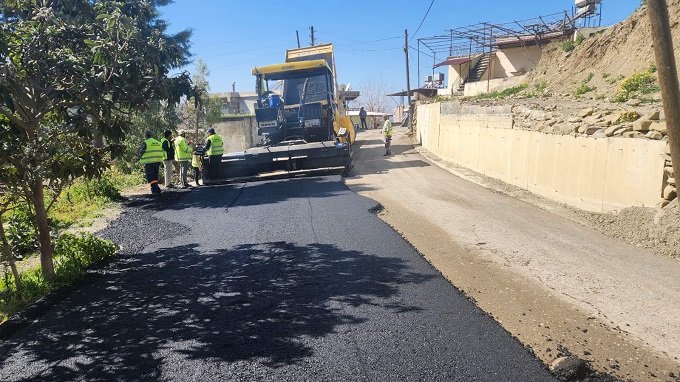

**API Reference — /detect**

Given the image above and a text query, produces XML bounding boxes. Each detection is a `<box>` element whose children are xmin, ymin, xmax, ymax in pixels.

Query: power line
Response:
<box><xmin>412</xmin><ymin>0</ymin><xmax>436</xmax><ymax>39</ymax></box>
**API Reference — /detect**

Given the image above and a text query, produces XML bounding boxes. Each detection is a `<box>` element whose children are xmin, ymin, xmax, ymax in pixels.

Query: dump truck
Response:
<box><xmin>205</xmin><ymin>43</ymin><xmax>355</xmax><ymax>181</ymax></box>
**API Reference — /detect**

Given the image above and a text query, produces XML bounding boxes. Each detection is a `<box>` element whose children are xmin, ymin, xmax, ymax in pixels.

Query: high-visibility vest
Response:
<box><xmin>206</xmin><ymin>134</ymin><xmax>224</xmax><ymax>156</ymax></box>
<box><xmin>160</xmin><ymin>137</ymin><xmax>170</xmax><ymax>160</ymax></box>
<box><xmin>192</xmin><ymin>153</ymin><xmax>202</xmax><ymax>168</ymax></box>
<box><xmin>174</xmin><ymin>136</ymin><xmax>192</xmax><ymax>161</ymax></box>
<box><xmin>382</xmin><ymin>120</ymin><xmax>393</xmax><ymax>137</ymax></box>
<box><xmin>140</xmin><ymin>138</ymin><xmax>163</xmax><ymax>164</ymax></box>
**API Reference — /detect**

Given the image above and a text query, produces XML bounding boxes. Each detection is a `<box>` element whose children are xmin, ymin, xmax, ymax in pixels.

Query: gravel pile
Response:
<box><xmin>97</xmin><ymin>193</ymin><xmax>189</xmax><ymax>256</ymax></box>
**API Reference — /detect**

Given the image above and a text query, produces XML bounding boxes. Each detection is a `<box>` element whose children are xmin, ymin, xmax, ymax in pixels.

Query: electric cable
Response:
<box><xmin>412</xmin><ymin>0</ymin><xmax>436</xmax><ymax>39</ymax></box>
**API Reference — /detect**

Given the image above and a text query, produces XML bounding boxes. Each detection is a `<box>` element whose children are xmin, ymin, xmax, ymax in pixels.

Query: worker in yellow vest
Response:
<box><xmin>138</xmin><ymin>130</ymin><xmax>163</xmax><ymax>194</ymax></box>
<box><xmin>382</xmin><ymin>115</ymin><xmax>393</xmax><ymax>156</ymax></box>
<box><xmin>174</xmin><ymin>130</ymin><xmax>193</xmax><ymax>188</ymax></box>
<box><xmin>203</xmin><ymin>127</ymin><xmax>224</xmax><ymax>180</ymax></box>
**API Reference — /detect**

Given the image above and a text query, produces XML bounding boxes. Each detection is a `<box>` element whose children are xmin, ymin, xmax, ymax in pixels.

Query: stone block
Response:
<box><xmin>645</xmin><ymin>131</ymin><xmax>663</xmax><ymax>140</ymax></box>
<box><xmin>632</xmin><ymin>120</ymin><xmax>652</xmax><ymax>131</ymax></box>
<box><xmin>584</xmin><ymin>115</ymin><xmax>600</xmax><ymax>125</ymax></box>
<box><xmin>585</xmin><ymin>127</ymin><xmax>601</xmax><ymax>135</ymax></box>
<box><xmin>622</xmin><ymin>131</ymin><xmax>644</xmax><ymax>138</ymax></box>
<box><xmin>578</xmin><ymin>108</ymin><xmax>594</xmax><ymax>118</ymax></box>
<box><xmin>626</xmin><ymin>99</ymin><xmax>641</xmax><ymax>106</ymax></box>
<box><xmin>649</xmin><ymin>121</ymin><xmax>667</xmax><ymax>133</ymax></box>
<box><xmin>604</xmin><ymin>125</ymin><xmax>619</xmax><ymax>137</ymax></box>
<box><xmin>568</xmin><ymin>117</ymin><xmax>583</xmax><ymax>123</ymax></box>
<box><xmin>663</xmin><ymin>185</ymin><xmax>677</xmax><ymax>201</ymax></box>
<box><xmin>613</xmin><ymin>126</ymin><xmax>633</xmax><ymax>136</ymax></box>
<box><xmin>590</xmin><ymin>129</ymin><xmax>606</xmax><ymax>138</ymax></box>
<box><xmin>664</xmin><ymin>166</ymin><xmax>674</xmax><ymax>178</ymax></box>
<box><xmin>577</xmin><ymin>125</ymin><xmax>588</xmax><ymax>134</ymax></box>
<box><xmin>644</xmin><ymin>110</ymin><xmax>660</xmax><ymax>121</ymax></box>
<box><xmin>666</xmin><ymin>142</ymin><xmax>672</xmax><ymax>155</ymax></box>
<box><xmin>668</xmin><ymin>177</ymin><xmax>676</xmax><ymax>186</ymax></box>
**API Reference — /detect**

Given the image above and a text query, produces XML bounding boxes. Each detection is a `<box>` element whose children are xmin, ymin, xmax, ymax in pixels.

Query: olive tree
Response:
<box><xmin>0</xmin><ymin>0</ymin><xmax>192</xmax><ymax>278</ymax></box>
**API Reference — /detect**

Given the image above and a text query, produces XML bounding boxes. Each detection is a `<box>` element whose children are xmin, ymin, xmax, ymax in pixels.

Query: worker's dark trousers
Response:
<box><xmin>207</xmin><ymin>155</ymin><xmax>222</xmax><ymax>179</ymax></box>
<box><xmin>360</xmin><ymin>118</ymin><xmax>367</xmax><ymax>130</ymax></box>
<box><xmin>144</xmin><ymin>162</ymin><xmax>162</xmax><ymax>194</ymax></box>
<box><xmin>384</xmin><ymin>136</ymin><xmax>392</xmax><ymax>155</ymax></box>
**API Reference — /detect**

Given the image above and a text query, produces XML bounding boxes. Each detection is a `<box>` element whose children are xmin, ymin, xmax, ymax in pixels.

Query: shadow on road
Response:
<box><xmin>0</xmin><ymin>241</ymin><xmax>432</xmax><ymax>380</ymax></box>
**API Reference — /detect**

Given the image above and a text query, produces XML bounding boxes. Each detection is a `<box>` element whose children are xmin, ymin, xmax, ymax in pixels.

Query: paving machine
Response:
<box><xmin>207</xmin><ymin>44</ymin><xmax>355</xmax><ymax>181</ymax></box>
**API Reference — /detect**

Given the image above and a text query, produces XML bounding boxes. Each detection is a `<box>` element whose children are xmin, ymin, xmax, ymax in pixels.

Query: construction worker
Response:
<box><xmin>138</xmin><ymin>131</ymin><xmax>163</xmax><ymax>195</ymax></box>
<box><xmin>203</xmin><ymin>127</ymin><xmax>224</xmax><ymax>180</ymax></box>
<box><xmin>192</xmin><ymin>148</ymin><xmax>203</xmax><ymax>186</ymax></box>
<box><xmin>382</xmin><ymin>115</ymin><xmax>393</xmax><ymax>156</ymax></box>
<box><xmin>174</xmin><ymin>130</ymin><xmax>193</xmax><ymax>188</ymax></box>
<box><xmin>160</xmin><ymin>130</ymin><xmax>175</xmax><ymax>188</ymax></box>
<box><xmin>359</xmin><ymin>107</ymin><xmax>368</xmax><ymax>130</ymax></box>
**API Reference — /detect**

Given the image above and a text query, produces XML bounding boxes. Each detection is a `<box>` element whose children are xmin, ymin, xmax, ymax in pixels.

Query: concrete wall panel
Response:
<box><xmin>416</xmin><ymin>102</ymin><xmax>665</xmax><ymax>212</ymax></box>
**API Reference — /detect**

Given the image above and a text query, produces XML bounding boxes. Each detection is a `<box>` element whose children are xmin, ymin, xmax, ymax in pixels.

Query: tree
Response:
<box><xmin>177</xmin><ymin>59</ymin><xmax>223</xmax><ymax>145</ymax></box>
<box><xmin>0</xmin><ymin>0</ymin><xmax>192</xmax><ymax>278</ymax></box>
<box><xmin>356</xmin><ymin>79</ymin><xmax>392</xmax><ymax>114</ymax></box>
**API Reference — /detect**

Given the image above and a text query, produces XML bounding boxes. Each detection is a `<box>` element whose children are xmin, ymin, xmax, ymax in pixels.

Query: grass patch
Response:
<box><xmin>525</xmin><ymin>82</ymin><xmax>548</xmax><ymax>98</ymax></box>
<box><xmin>474</xmin><ymin>83</ymin><xmax>528</xmax><ymax>99</ymax></box>
<box><xmin>574</xmin><ymin>73</ymin><xmax>596</xmax><ymax>96</ymax></box>
<box><xmin>1</xmin><ymin>233</ymin><xmax>118</xmax><ymax>321</ymax></box>
<box><xmin>51</xmin><ymin>169</ymin><xmax>143</xmax><ymax>226</ymax></box>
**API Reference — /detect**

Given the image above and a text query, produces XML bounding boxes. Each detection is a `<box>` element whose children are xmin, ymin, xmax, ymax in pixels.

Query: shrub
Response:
<box><xmin>561</xmin><ymin>39</ymin><xmax>575</xmax><ymax>52</ymax></box>
<box><xmin>5</xmin><ymin>208</ymin><xmax>38</xmax><ymax>258</ymax></box>
<box><xmin>575</xmin><ymin>73</ymin><xmax>596</xmax><ymax>95</ymax></box>
<box><xmin>613</xmin><ymin>67</ymin><xmax>659</xmax><ymax>102</ymax></box>
<box><xmin>0</xmin><ymin>233</ymin><xmax>118</xmax><ymax>321</ymax></box>
<box><xmin>575</xmin><ymin>33</ymin><xmax>585</xmax><ymax>46</ymax></box>
<box><xmin>475</xmin><ymin>83</ymin><xmax>528</xmax><ymax>99</ymax></box>
<box><xmin>615</xmin><ymin>111</ymin><xmax>641</xmax><ymax>124</ymax></box>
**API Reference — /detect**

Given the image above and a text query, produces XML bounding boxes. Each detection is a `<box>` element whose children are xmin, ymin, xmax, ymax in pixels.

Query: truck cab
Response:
<box><xmin>252</xmin><ymin>59</ymin><xmax>338</xmax><ymax>146</ymax></box>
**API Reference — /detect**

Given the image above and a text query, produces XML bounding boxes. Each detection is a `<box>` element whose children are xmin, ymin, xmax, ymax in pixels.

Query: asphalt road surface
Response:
<box><xmin>0</xmin><ymin>176</ymin><xmax>555</xmax><ymax>381</ymax></box>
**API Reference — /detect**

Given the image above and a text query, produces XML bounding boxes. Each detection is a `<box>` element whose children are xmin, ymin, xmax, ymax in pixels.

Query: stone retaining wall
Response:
<box><xmin>416</xmin><ymin>101</ymin><xmax>670</xmax><ymax>212</ymax></box>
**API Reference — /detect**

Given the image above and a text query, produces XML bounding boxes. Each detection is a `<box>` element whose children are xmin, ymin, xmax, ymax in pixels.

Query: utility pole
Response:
<box><xmin>296</xmin><ymin>30</ymin><xmax>301</xmax><ymax>48</ymax></box>
<box><xmin>404</xmin><ymin>29</ymin><xmax>412</xmax><ymax>130</ymax></box>
<box><xmin>648</xmin><ymin>0</ymin><xmax>680</xmax><ymax>195</ymax></box>
<box><xmin>310</xmin><ymin>26</ymin><xmax>315</xmax><ymax>46</ymax></box>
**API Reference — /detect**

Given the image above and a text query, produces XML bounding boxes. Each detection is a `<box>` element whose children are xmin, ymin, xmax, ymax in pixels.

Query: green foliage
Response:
<box><xmin>613</xmin><ymin>67</ymin><xmax>659</xmax><ymax>102</ymax></box>
<box><xmin>574</xmin><ymin>33</ymin><xmax>585</xmax><ymax>46</ymax></box>
<box><xmin>119</xmin><ymin>100</ymin><xmax>180</xmax><ymax>174</ymax></box>
<box><xmin>51</xmin><ymin>169</ymin><xmax>143</xmax><ymax>226</ymax></box>
<box><xmin>603</xmin><ymin>73</ymin><xmax>624</xmax><ymax>85</ymax></box>
<box><xmin>5</xmin><ymin>207</ymin><xmax>38</xmax><ymax>258</ymax></box>
<box><xmin>1</xmin><ymin>233</ymin><xmax>118</xmax><ymax>321</ymax></box>
<box><xmin>561</xmin><ymin>39</ymin><xmax>575</xmax><ymax>52</ymax></box>
<box><xmin>615</xmin><ymin>111</ymin><xmax>641</xmax><ymax>124</ymax></box>
<box><xmin>474</xmin><ymin>83</ymin><xmax>529</xmax><ymax>99</ymax></box>
<box><xmin>575</xmin><ymin>73</ymin><xmax>596</xmax><ymax>95</ymax></box>
<box><xmin>524</xmin><ymin>82</ymin><xmax>548</xmax><ymax>98</ymax></box>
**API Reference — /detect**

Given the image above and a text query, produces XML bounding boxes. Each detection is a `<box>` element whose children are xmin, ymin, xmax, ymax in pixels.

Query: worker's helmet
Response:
<box><xmin>208</xmin><ymin>128</ymin><xmax>216</xmax><ymax>134</ymax></box>
<box><xmin>145</xmin><ymin>130</ymin><xmax>153</xmax><ymax>138</ymax></box>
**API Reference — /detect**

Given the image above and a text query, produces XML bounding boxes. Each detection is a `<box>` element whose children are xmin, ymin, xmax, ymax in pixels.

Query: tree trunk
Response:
<box><xmin>0</xmin><ymin>220</ymin><xmax>21</xmax><ymax>291</ymax></box>
<box><xmin>30</xmin><ymin>180</ymin><xmax>55</xmax><ymax>278</ymax></box>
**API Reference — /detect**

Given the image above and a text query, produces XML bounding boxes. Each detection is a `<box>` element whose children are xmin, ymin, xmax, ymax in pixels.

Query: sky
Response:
<box><xmin>159</xmin><ymin>0</ymin><xmax>641</xmax><ymax>97</ymax></box>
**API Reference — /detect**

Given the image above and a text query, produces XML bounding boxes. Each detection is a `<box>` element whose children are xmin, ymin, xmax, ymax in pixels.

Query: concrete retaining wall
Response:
<box><xmin>417</xmin><ymin>102</ymin><xmax>667</xmax><ymax>212</ymax></box>
<box><xmin>213</xmin><ymin>116</ymin><xmax>259</xmax><ymax>153</ymax></box>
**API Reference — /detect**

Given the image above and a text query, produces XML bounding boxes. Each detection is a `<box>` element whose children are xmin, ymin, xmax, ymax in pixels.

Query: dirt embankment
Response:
<box><xmin>528</xmin><ymin>2</ymin><xmax>680</xmax><ymax>96</ymax></box>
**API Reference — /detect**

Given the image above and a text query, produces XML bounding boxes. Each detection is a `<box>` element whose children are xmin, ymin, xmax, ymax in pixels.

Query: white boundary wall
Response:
<box><xmin>417</xmin><ymin>102</ymin><xmax>666</xmax><ymax>212</ymax></box>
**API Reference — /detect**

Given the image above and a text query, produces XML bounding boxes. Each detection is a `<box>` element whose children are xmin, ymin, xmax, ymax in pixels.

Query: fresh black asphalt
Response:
<box><xmin>0</xmin><ymin>175</ymin><xmax>555</xmax><ymax>381</ymax></box>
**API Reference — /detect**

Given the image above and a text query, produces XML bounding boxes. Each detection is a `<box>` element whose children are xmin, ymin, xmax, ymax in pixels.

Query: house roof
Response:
<box><xmin>433</xmin><ymin>56</ymin><xmax>475</xmax><ymax>68</ymax></box>
<box><xmin>386</xmin><ymin>88</ymin><xmax>438</xmax><ymax>97</ymax></box>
